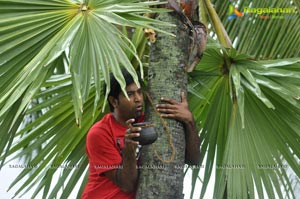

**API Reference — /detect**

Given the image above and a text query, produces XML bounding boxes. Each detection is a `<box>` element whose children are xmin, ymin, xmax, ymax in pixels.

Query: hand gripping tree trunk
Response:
<box><xmin>136</xmin><ymin>7</ymin><xmax>192</xmax><ymax>199</ymax></box>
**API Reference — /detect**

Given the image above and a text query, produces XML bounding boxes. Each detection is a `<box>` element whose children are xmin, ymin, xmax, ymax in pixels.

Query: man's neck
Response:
<box><xmin>112</xmin><ymin>112</ymin><xmax>126</xmax><ymax>126</ymax></box>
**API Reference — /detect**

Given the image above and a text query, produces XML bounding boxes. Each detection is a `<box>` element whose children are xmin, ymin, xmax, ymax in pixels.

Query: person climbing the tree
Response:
<box><xmin>82</xmin><ymin>69</ymin><xmax>200</xmax><ymax>199</ymax></box>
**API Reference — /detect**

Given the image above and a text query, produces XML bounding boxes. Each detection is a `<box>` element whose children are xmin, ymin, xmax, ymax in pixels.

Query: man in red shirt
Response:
<box><xmin>82</xmin><ymin>70</ymin><xmax>200</xmax><ymax>198</ymax></box>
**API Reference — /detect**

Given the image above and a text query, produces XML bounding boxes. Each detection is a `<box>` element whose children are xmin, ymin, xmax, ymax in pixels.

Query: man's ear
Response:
<box><xmin>108</xmin><ymin>96</ymin><xmax>118</xmax><ymax>109</ymax></box>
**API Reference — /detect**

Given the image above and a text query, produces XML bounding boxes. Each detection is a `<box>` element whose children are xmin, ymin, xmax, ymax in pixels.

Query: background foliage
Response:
<box><xmin>0</xmin><ymin>0</ymin><xmax>299</xmax><ymax>198</ymax></box>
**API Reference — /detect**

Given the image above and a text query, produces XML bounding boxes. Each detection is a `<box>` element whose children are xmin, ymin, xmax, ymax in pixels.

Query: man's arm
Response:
<box><xmin>156</xmin><ymin>92</ymin><xmax>200</xmax><ymax>165</ymax></box>
<box><xmin>182</xmin><ymin>114</ymin><xmax>200</xmax><ymax>165</ymax></box>
<box><xmin>104</xmin><ymin>119</ymin><xmax>141</xmax><ymax>192</ymax></box>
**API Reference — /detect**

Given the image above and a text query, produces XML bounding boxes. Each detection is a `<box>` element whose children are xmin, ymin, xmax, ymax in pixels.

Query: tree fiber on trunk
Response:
<box><xmin>136</xmin><ymin>11</ymin><xmax>190</xmax><ymax>199</ymax></box>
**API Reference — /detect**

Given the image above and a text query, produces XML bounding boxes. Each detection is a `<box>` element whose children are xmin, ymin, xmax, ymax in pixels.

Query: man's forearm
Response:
<box><xmin>184</xmin><ymin>118</ymin><xmax>200</xmax><ymax>165</ymax></box>
<box><xmin>154</xmin><ymin>92</ymin><xmax>201</xmax><ymax>165</ymax></box>
<box><xmin>113</xmin><ymin>121</ymin><xmax>140</xmax><ymax>193</ymax></box>
<box><xmin>104</xmin><ymin>145</ymin><xmax>138</xmax><ymax>193</ymax></box>
<box><xmin>120</xmin><ymin>146</ymin><xmax>138</xmax><ymax>192</ymax></box>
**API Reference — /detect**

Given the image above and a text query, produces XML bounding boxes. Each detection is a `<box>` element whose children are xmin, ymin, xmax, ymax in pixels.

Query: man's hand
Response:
<box><xmin>104</xmin><ymin>118</ymin><xmax>141</xmax><ymax>193</ymax></box>
<box><xmin>156</xmin><ymin>92</ymin><xmax>200</xmax><ymax>165</ymax></box>
<box><xmin>125</xmin><ymin>118</ymin><xmax>141</xmax><ymax>149</ymax></box>
<box><xmin>156</xmin><ymin>92</ymin><xmax>193</xmax><ymax>124</ymax></box>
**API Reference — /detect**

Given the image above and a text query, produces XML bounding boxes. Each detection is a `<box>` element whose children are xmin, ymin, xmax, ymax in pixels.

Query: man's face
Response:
<box><xmin>114</xmin><ymin>83</ymin><xmax>144</xmax><ymax>122</ymax></box>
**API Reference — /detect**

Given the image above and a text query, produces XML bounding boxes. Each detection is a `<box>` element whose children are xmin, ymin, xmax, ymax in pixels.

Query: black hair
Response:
<box><xmin>104</xmin><ymin>69</ymin><xmax>143</xmax><ymax>112</ymax></box>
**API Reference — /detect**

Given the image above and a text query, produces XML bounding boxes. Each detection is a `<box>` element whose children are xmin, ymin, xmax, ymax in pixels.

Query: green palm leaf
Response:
<box><xmin>210</xmin><ymin>0</ymin><xmax>300</xmax><ymax>58</ymax></box>
<box><xmin>190</xmin><ymin>1</ymin><xmax>300</xmax><ymax>196</ymax></box>
<box><xmin>189</xmin><ymin>39</ymin><xmax>300</xmax><ymax>198</ymax></box>
<box><xmin>0</xmin><ymin>0</ymin><xmax>171</xmax><ymax>198</ymax></box>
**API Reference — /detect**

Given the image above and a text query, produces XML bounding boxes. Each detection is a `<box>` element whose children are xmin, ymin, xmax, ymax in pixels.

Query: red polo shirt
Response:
<box><xmin>82</xmin><ymin>113</ymin><xmax>143</xmax><ymax>199</ymax></box>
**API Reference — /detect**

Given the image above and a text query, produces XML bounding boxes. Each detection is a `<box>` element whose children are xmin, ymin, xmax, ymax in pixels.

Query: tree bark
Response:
<box><xmin>136</xmin><ymin>11</ymin><xmax>190</xmax><ymax>199</ymax></box>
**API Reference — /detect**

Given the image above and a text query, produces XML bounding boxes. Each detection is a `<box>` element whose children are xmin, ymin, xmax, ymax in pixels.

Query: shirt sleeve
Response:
<box><xmin>86</xmin><ymin>125</ymin><xmax>122</xmax><ymax>175</ymax></box>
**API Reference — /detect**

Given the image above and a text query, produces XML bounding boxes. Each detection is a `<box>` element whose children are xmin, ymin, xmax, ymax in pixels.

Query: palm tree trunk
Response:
<box><xmin>136</xmin><ymin>10</ymin><xmax>190</xmax><ymax>199</ymax></box>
